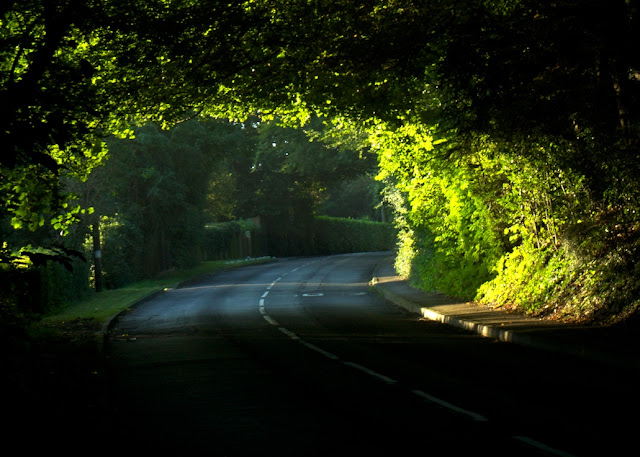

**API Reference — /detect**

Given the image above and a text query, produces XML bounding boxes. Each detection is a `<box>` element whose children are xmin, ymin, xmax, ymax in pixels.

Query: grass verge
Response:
<box><xmin>4</xmin><ymin>257</ymin><xmax>275</xmax><ymax>443</ymax></box>
<box><xmin>32</xmin><ymin>256</ymin><xmax>275</xmax><ymax>336</ymax></box>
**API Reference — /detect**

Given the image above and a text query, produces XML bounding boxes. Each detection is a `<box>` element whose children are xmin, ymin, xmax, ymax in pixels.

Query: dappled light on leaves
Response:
<box><xmin>2</xmin><ymin>0</ymin><xmax>640</xmax><ymax>323</ymax></box>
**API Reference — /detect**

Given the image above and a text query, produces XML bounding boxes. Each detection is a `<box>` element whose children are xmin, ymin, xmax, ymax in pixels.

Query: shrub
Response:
<box><xmin>313</xmin><ymin>216</ymin><xmax>396</xmax><ymax>254</ymax></box>
<box><xmin>203</xmin><ymin>220</ymin><xmax>263</xmax><ymax>260</ymax></box>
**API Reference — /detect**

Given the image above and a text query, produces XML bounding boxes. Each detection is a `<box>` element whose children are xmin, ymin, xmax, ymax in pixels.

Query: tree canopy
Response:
<box><xmin>2</xmin><ymin>0</ymin><xmax>640</xmax><ymax>322</ymax></box>
<box><xmin>1</xmin><ymin>0</ymin><xmax>420</xmax><ymax>262</ymax></box>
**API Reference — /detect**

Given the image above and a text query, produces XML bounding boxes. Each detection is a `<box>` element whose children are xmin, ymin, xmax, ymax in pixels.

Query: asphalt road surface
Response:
<box><xmin>104</xmin><ymin>252</ymin><xmax>637</xmax><ymax>455</ymax></box>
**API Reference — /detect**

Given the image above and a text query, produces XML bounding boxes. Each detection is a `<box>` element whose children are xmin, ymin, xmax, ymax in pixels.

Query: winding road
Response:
<box><xmin>104</xmin><ymin>252</ymin><xmax>634</xmax><ymax>455</ymax></box>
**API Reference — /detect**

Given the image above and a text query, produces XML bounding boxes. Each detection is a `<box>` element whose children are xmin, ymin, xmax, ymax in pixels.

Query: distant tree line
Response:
<box><xmin>0</xmin><ymin>116</ymin><xmax>390</xmax><ymax>320</ymax></box>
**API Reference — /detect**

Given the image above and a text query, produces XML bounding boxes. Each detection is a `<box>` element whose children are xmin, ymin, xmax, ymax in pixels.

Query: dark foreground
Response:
<box><xmin>5</xmin><ymin>253</ymin><xmax>640</xmax><ymax>456</ymax></box>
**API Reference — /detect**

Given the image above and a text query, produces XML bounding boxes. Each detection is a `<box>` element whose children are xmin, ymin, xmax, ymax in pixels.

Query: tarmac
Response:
<box><xmin>371</xmin><ymin>256</ymin><xmax>640</xmax><ymax>372</ymax></box>
<box><xmin>101</xmin><ymin>254</ymin><xmax>640</xmax><ymax>372</ymax></box>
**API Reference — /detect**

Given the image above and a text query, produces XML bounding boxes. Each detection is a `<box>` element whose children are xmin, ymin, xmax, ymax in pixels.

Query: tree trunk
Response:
<box><xmin>92</xmin><ymin>217</ymin><xmax>103</xmax><ymax>292</ymax></box>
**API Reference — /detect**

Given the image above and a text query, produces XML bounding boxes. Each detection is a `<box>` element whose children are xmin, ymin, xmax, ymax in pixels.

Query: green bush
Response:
<box><xmin>0</xmin><ymin>268</ymin><xmax>42</xmax><ymax>321</ymax></box>
<box><xmin>203</xmin><ymin>220</ymin><xmax>263</xmax><ymax>260</ymax></box>
<box><xmin>370</xmin><ymin>120</ymin><xmax>637</xmax><ymax>322</ymax></box>
<box><xmin>313</xmin><ymin>216</ymin><xmax>396</xmax><ymax>254</ymax></box>
<box><xmin>100</xmin><ymin>213</ymin><xmax>145</xmax><ymax>289</ymax></box>
<box><xmin>0</xmin><ymin>258</ymin><xmax>91</xmax><ymax>321</ymax></box>
<box><xmin>38</xmin><ymin>258</ymin><xmax>92</xmax><ymax>315</ymax></box>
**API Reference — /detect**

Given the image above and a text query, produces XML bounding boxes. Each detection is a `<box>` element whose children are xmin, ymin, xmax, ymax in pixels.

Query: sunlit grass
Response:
<box><xmin>38</xmin><ymin>257</ymin><xmax>275</xmax><ymax>327</ymax></box>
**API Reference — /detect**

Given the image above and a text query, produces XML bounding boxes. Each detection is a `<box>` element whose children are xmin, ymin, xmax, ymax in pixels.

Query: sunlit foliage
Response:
<box><xmin>2</xmin><ymin>0</ymin><xmax>640</xmax><ymax>322</ymax></box>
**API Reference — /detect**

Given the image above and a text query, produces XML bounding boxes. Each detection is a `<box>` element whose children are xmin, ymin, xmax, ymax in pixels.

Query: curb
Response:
<box><xmin>98</xmin><ymin>289</ymin><xmax>166</xmax><ymax>337</ymax></box>
<box><xmin>370</xmin><ymin>261</ymin><xmax>636</xmax><ymax>368</ymax></box>
<box><xmin>372</xmin><ymin>279</ymin><xmax>556</xmax><ymax>352</ymax></box>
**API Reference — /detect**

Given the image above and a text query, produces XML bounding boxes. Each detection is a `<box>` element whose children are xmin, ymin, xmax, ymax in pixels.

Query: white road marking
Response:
<box><xmin>412</xmin><ymin>390</ymin><xmax>488</xmax><ymax>422</ymax></box>
<box><xmin>513</xmin><ymin>436</ymin><xmax>576</xmax><ymax>457</ymax></box>
<box><xmin>259</xmin><ymin>260</ymin><xmax>558</xmax><ymax>445</ymax></box>
<box><xmin>262</xmin><ymin>315</ymin><xmax>279</xmax><ymax>326</ymax></box>
<box><xmin>343</xmin><ymin>362</ymin><xmax>397</xmax><ymax>384</ymax></box>
<box><xmin>301</xmin><ymin>341</ymin><xmax>340</xmax><ymax>360</ymax></box>
<box><xmin>278</xmin><ymin>328</ymin><xmax>340</xmax><ymax>360</ymax></box>
<box><xmin>278</xmin><ymin>327</ymin><xmax>299</xmax><ymax>340</ymax></box>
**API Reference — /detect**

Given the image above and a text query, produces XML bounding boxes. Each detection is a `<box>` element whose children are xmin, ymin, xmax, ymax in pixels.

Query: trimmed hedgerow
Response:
<box><xmin>313</xmin><ymin>216</ymin><xmax>396</xmax><ymax>254</ymax></box>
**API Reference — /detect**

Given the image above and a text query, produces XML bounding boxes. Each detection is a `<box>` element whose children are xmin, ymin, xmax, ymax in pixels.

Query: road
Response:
<box><xmin>104</xmin><ymin>252</ymin><xmax>635</xmax><ymax>455</ymax></box>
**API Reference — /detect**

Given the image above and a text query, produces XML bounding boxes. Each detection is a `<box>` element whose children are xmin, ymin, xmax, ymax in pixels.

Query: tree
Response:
<box><xmin>318</xmin><ymin>174</ymin><xmax>386</xmax><ymax>221</ymax></box>
<box><xmin>2</xmin><ymin>0</ymin><xmax>429</xmax><ymax>265</ymax></box>
<box><xmin>203</xmin><ymin>117</ymin><xmax>375</xmax><ymax>255</ymax></box>
<box><xmin>85</xmin><ymin>120</ymin><xmax>234</xmax><ymax>286</ymax></box>
<box><xmin>3</xmin><ymin>0</ymin><xmax>640</xmax><ymax>320</ymax></box>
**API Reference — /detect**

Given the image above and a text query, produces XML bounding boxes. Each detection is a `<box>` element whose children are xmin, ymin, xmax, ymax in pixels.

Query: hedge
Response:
<box><xmin>202</xmin><ymin>220</ymin><xmax>265</xmax><ymax>260</ymax></box>
<box><xmin>313</xmin><ymin>216</ymin><xmax>396</xmax><ymax>255</ymax></box>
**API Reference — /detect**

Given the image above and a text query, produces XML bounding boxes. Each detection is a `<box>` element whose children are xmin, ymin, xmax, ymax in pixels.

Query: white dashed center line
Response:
<box><xmin>256</xmin><ymin>260</ymin><xmax>574</xmax><ymax>457</ymax></box>
<box><xmin>411</xmin><ymin>389</ymin><xmax>487</xmax><ymax>422</ymax></box>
